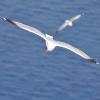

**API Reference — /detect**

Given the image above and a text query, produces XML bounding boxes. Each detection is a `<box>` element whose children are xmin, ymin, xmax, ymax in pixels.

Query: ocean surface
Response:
<box><xmin>0</xmin><ymin>0</ymin><xmax>100</xmax><ymax>100</ymax></box>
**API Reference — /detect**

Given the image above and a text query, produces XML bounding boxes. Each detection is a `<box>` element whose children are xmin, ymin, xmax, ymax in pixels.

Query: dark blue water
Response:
<box><xmin>0</xmin><ymin>0</ymin><xmax>100</xmax><ymax>100</ymax></box>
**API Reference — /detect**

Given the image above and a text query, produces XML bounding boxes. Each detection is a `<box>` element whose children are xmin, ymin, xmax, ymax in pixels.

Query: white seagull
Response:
<box><xmin>2</xmin><ymin>17</ymin><xmax>99</xmax><ymax>64</ymax></box>
<box><xmin>57</xmin><ymin>14</ymin><xmax>82</xmax><ymax>31</ymax></box>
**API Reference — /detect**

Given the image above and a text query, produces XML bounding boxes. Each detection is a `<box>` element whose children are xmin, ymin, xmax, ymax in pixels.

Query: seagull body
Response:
<box><xmin>57</xmin><ymin>14</ymin><xmax>81</xmax><ymax>31</ymax></box>
<box><xmin>2</xmin><ymin>17</ymin><xmax>99</xmax><ymax>64</ymax></box>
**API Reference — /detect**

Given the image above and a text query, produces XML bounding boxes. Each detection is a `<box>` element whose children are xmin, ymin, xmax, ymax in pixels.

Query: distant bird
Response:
<box><xmin>1</xmin><ymin>17</ymin><xmax>99</xmax><ymax>64</ymax></box>
<box><xmin>57</xmin><ymin>14</ymin><xmax>82</xmax><ymax>32</ymax></box>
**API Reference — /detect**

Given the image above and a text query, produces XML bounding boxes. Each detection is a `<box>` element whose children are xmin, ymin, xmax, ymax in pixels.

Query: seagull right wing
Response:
<box><xmin>70</xmin><ymin>14</ymin><xmax>81</xmax><ymax>22</ymax></box>
<box><xmin>54</xmin><ymin>40</ymin><xmax>98</xmax><ymax>64</ymax></box>
<box><xmin>3</xmin><ymin>17</ymin><xmax>46</xmax><ymax>40</ymax></box>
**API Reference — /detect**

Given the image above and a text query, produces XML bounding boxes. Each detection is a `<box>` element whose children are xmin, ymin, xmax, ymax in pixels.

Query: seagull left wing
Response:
<box><xmin>54</xmin><ymin>40</ymin><xmax>98</xmax><ymax>64</ymax></box>
<box><xmin>3</xmin><ymin>18</ymin><xmax>46</xmax><ymax>40</ymax></box>
<box><xmin>57</xmin><ymin>21</ymin><xmax>68</xmax><ymax>31</ymax></box>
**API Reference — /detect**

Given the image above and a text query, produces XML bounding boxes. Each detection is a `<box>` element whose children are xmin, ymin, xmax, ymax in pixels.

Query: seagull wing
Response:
<box><xmin>57</xmin><ymin>21</ymin><xmax>68</xmax><ymax>31</ymax></box>
<box><xmin>54</xmin><ymin>40</ymin><xmax>98</xmax><ymax>64</ymax></box>
<box><xmin>3</xmin><ymin>18</ymin><xmax>46</xmax><ymax>40</ymax></box>
<box><xmin>70</xmin><ymin>14</ymin><xmax>81</xmax><ymax>22</ymax></box>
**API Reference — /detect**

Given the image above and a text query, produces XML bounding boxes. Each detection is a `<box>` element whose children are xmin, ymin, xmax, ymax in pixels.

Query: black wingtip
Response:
<box><xmin>3</xmin><ymin>17</ymin><xmax>14</xmax><ymax>24</ymax></box>
<box><xmin>56</xmin><ymin>30</ymin><xmax>60</xmax><ymax>34</ymax></box>
<box><xmin>87</xmin><ymin>59</ymin><xmax>99</xmax><ymax>64</ymax></box>
<box><xmin>55</xmin><ymin>30</ymin><xmax>58</xmax><ymax>33</ymax></box>
<box><xmin>0</xmin><ymin>16</ymin><xmax>7</xmax><ymax>21</ymax></box>
<box><xmin>0</xmin><ymin>16</ymin><xmax>3</xmax><ymax>20</ymax></box>
<box><xmin>2</xmin><ymin>17</ymin><xmax>18</xmax><ymax>27</ymax></box>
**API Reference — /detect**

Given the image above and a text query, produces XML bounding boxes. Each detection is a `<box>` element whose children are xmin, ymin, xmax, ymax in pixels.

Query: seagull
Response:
<box><xmin>57</xmin><ymin>14</ymin><xmax>82</xmax><ymax>32</ymax></box>
<box><xmin>1</xmin><ymin>17</ymin><xmax>99</xmax><ymax>64</ymax></box>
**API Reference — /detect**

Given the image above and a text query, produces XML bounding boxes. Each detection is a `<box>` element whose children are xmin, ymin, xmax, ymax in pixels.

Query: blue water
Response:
<box><xmin>0</xmin><ymin>0</ymin><xmax>100</xmax><ymax>100</ymax></box>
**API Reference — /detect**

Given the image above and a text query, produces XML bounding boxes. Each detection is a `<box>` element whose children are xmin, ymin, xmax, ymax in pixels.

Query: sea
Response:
<box><xmin>0</xmin><ymin>0</ymin><xmax>100</xmax><ymax>100</ymax></box>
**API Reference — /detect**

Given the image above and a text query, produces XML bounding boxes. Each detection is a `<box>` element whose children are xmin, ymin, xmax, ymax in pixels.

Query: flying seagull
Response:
<box><xmin>1</xmin><ymin>17</ymin><xmax>99</xmax><ymax>64</ymax></box>
<box><xmin>57</xmin><ymin>14</ymin><xmax>82</xmax><ymax>32</ymax></box>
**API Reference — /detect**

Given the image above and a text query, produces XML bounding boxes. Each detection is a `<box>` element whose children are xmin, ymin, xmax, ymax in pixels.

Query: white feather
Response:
<box><xmin>70</xmin><ymin>14</ymin><xmax>81</xmax><ymax>22</ymax></box>
<box><xmin>2</xmin><ymin>17</ymin><xmax>98</xmax><ymax>64</ymax></box>
<box><xmin>57</xmin><ymin>14</ymin><xmax>82</xmax><ymax>31</ymax></box>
